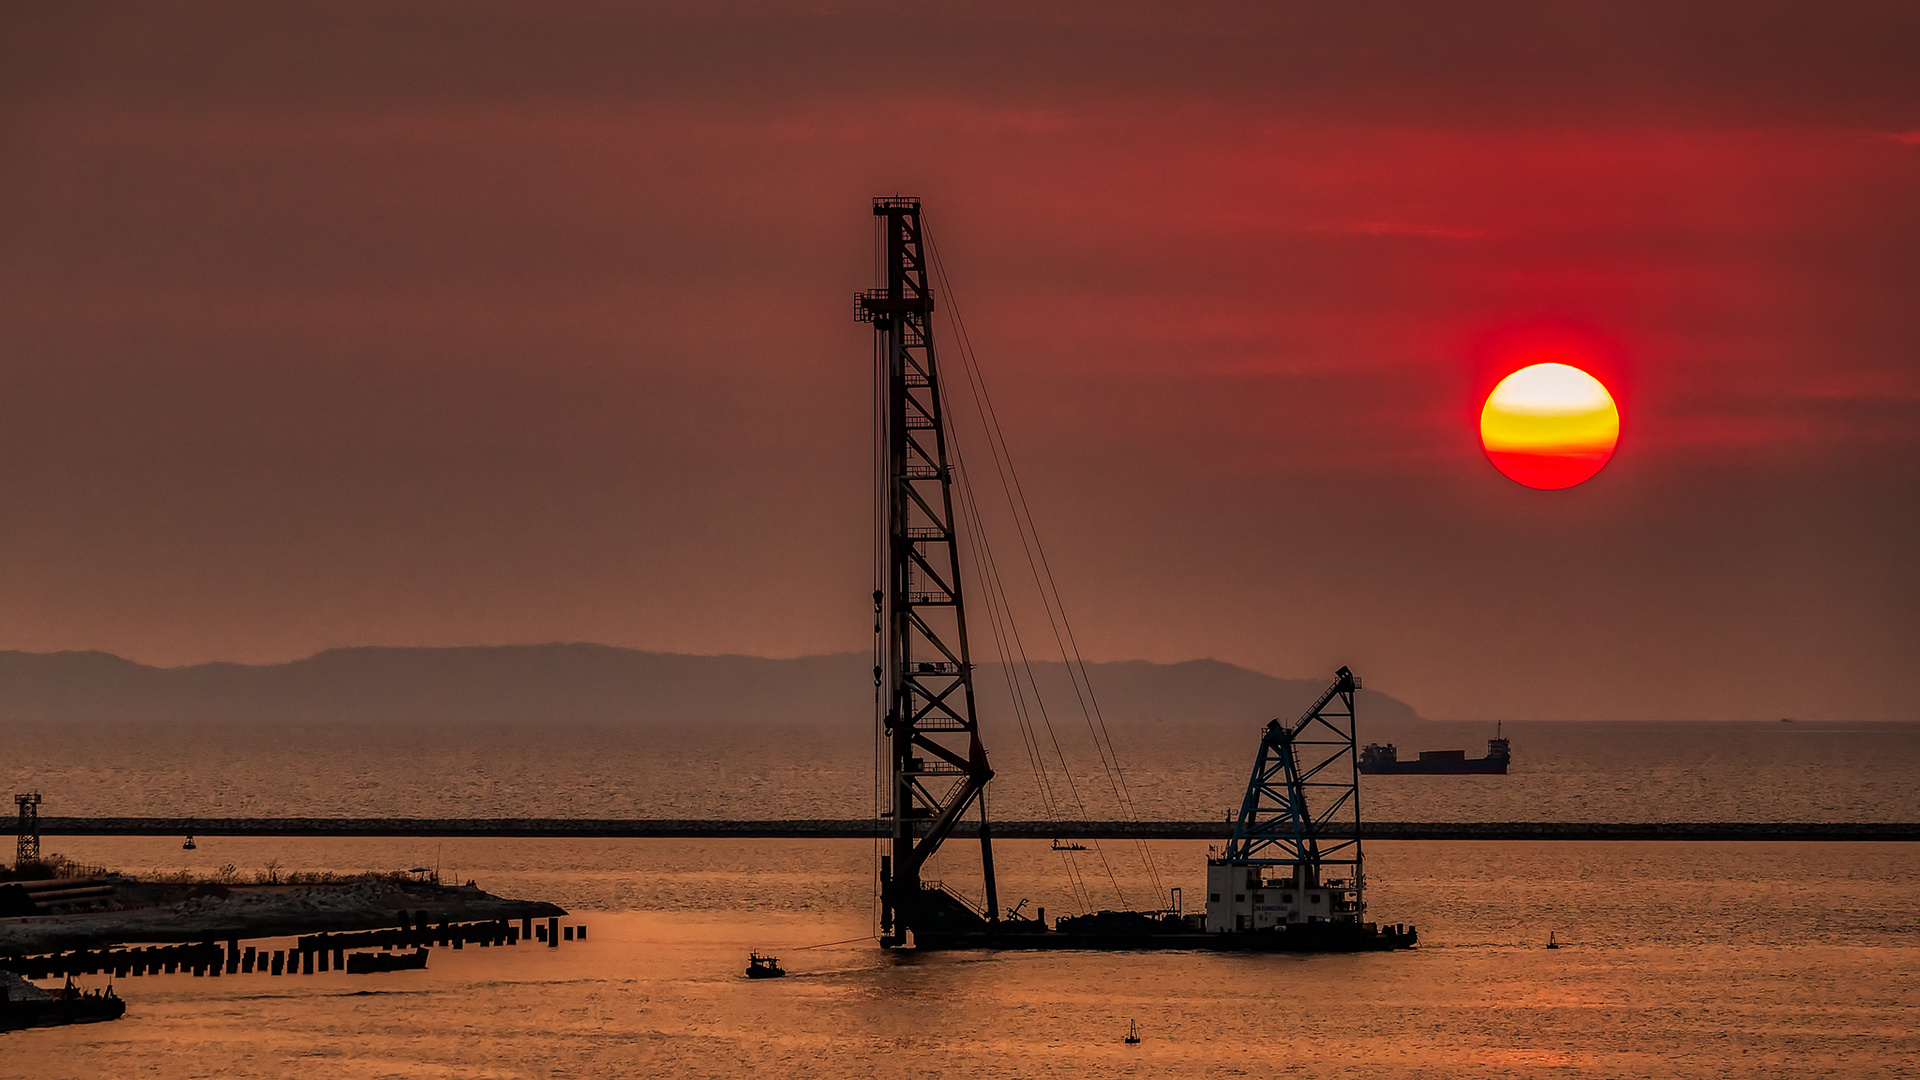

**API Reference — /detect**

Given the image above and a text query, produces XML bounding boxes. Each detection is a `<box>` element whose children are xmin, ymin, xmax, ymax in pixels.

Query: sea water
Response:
<box><xmin>4</xmin><ymin>720</ymin><xmax>1918</xmax><ymax>1077</ymax></box>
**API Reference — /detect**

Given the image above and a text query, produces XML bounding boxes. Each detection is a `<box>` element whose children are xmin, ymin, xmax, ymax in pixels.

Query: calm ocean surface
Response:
<box><xmin>6</xmin><ymin>719</ymin><xmax>1918</xmax><ymax>1077</ymax></box>
<box><xmin>9</xmin><ymin>718</ymin><xmax>1920</xmax><ymax>822</ymax></box>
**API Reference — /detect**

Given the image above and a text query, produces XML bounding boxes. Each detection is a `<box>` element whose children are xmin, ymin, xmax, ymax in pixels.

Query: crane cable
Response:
<box><xmin>925</xmin><ymin>219</ymin><xmax>1166</xmax><ymax>907</ymax></box>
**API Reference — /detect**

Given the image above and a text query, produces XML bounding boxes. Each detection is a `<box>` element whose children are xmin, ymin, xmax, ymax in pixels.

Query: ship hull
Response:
<box><xmin>911</xmin><ymin>924</ymin><xmax>1416</xmax><ymax>953</ymax></box>
<box><xmin>1359</xmin><ymin>759</ymin><xmax>1507</xmax><ymax>775</ymax></box>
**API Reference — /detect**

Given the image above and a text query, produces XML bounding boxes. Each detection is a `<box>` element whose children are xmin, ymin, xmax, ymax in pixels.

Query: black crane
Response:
<box><xmin>1207</xmin><ymin>667</ymin><xmax>1369</xmax><ymax>931</ymax></box>
<box><xmin>857</xmin><ymin>197</ymin><xmax>997</xmax><ymax>946</ymax></box>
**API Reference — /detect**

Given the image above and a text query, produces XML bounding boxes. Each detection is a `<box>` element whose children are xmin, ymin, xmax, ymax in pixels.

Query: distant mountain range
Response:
<box><xmin>0</xmin><ymin>646</ymin><xmax>1423</xmax><ymax>728</ymax></box>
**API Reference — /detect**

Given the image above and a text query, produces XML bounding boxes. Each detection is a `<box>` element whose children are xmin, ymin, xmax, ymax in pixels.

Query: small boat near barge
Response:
<box><xmin>0</xmin><ymin>977</ymin><xmax>125</xmax><ymax>1031</ymax></box>
<box><xmin>745</xmin><ymin>952</ymin><xmax>786</xmax><ymax>979</ymax></box>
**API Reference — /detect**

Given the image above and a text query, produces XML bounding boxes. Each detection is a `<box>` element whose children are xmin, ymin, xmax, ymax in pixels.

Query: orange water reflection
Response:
<box><xmin>7</xmin><ymin>839</ymin><xmax>1917</xmax><ymax>1078</ymax></box>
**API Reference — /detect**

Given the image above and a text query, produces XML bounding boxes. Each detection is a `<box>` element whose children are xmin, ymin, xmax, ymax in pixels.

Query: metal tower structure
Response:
<box><xmin>856</xmin><ymin>197</ymin><xmax>997</xmax><ymax>946</ymax></box>
<box><xmin>1208</xmin><ymin>668</ymin><xmax>1367</xmax><ymax>929</ymax></box>
<box><xmin>15</xmin><ymin>791</ymin><xmax>42</xmax><ymax>870</ymax></box>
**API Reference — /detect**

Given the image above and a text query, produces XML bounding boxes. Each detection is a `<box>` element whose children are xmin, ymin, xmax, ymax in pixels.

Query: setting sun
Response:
<box><xmin>1480</xmin><ymin>363</ymin><xmax>1620</xmax><ymax>489</ymax></box>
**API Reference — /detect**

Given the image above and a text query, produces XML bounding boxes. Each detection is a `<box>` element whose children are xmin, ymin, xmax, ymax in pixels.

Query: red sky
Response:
<box><xmin>1</xmin><ymin>2</ymin><xmax>1916</xmax><ymax>720</ymax></box>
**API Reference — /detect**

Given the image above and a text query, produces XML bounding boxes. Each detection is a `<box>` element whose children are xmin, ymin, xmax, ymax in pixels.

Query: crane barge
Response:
<box><xmin>856</xmin><ymin>196</ymin><xmax>1413</xmax><ymax>952</ymax></box>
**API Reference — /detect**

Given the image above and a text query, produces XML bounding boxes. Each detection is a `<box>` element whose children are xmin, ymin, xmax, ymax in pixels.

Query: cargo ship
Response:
<box><xmin>1359</xmin><ymin>732</ymin><xmax>1510</xmax><ymax>775</ymax></box>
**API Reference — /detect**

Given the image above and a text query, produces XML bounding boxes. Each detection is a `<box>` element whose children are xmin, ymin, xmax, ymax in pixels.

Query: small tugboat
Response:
<box><xmin>1050</xmin><ymin>839</ymin><xmax>1087</xmax><ymax>851</ymax></box>
<box><xmin>0</xmin><ymin>976</ymin><xmax>126</xmax><ymax>1031</ymax></box>
<box><xmin>182</xmin><ymin>835</ymin><xmax>197</xmax><ymax>850</ymax></box>
<box><xmin>1123</xmin><ymin>1020</ymin><xmax>1141</xmax><ymax>1044</ymax></box>
<box><xmin>345</xmin><ymin>948</ymin><xmax>429</xmax><ymax>974</ymax></box>
<box><xmin>745</xmin><ymin>952</ymin><xmax>786</xmax><ymax>979</ymax></box>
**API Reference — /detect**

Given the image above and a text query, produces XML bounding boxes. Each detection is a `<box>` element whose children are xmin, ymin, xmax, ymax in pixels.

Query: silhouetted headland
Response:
<box><xmin>0</xmin><ymin>646</ymin><xmax>1423</xmax><ymax>726</ymax></box>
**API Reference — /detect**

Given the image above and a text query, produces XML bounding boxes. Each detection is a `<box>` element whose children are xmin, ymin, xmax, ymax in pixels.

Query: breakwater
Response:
<box><xmin>35</xmin><ymin>818</ymin><xmax>1920</xmax><ymax>841</ymax></box>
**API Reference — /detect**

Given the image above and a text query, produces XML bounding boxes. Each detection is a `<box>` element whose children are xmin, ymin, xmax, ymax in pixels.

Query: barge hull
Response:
<box><xmin>912</xmin><ymin>926</ymin><xmax>1416</xmax><ymax>953</ymax></box>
